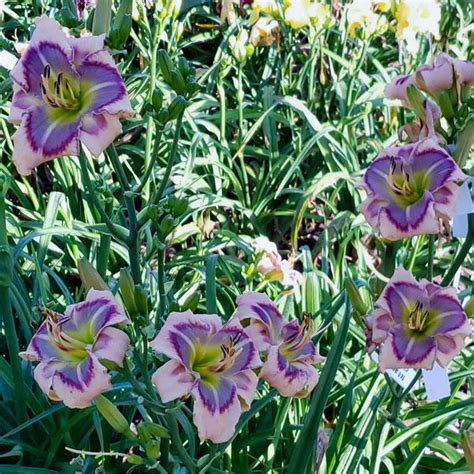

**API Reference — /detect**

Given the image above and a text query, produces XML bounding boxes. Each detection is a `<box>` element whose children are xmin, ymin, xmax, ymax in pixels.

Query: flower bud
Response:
<box><xmin>119</xmin><ymin>268</ymin><xmax>138</xmax><ymax>315</ymax></box>
<box><xmin>159</xmin><ymin>214</ymin><xmax>175</xmax><ymax>235</ymax></box>
<box><xmin>151</xmin><ymin>89</ymin><xmax>164</xmax><ymax>111</ymax></box>
<box><xmin>157</xmin><ymin>107</ymin><xmax>169</xmax><ymax>124</ymax></box>
<box><xmin>168</xmin><ymin>96</ymin><xmax>186</xmax><ymax>119</ymax></box>
<box><xmin>145</xmin><ymin>441</ymin><xmax>160</xmax><ymax>460</ymax></box>
<box><xmin>168</xmin><ymin>195</ymin><xmax>188</xmax><ymax>217</ymax></box>
<box><xmin>345</xmin><ymin>277</ymin><xmax>368</xmax><ymax>316</ymax></box>
<box><xmin>158</xmin><ymin>49</ymin><xmax>174</xmax><ymax>84</ymax></box>
<box><xmin>464</xmin><ymin>296</ymin><xmax>474</xmax><ymax>319</ymax></box>
<box><xmin>170</xmin><ymin>69</ymin><xmax>186</xmax><ymax>95</ymax></box>
<box><xmin>134</xmin><ymin>286</ymin><xmax>148</xmax><ymax>315</ymax></box>
<box><xmin>178</xmin><ymin>56</ymin><xmax>193</xmax><ymax>78</ymax></box>
<box><xmin>78</xmin><ymin>259</ymin><xmax>109</xmax><ymax>291</ymax></box>
<box><xmin>95</xmin><ymin>395</ymin><xmax>135</xmax><ymax>438</ymax></box>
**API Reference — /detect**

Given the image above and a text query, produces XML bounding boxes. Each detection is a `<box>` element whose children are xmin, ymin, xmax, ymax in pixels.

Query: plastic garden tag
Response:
<box><xmin>422</xmin><ymin>363</ymin><xmax>451</xmax><ymax>402</ymax></box>
<box><xmin>452</xmin><ymin>178</ymin><xmax>474</xmax><ymax>239</ymax></box>
<box><xmin>370</xmin><ymin>352</ymin><xmax>417</xmax><ymax>390</ymax></box>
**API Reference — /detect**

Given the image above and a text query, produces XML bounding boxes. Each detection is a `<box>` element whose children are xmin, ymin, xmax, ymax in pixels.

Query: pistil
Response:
<box><xmin>283</xmin><ymin>314</ymin><xmax>314</xmax><ymax>353</ymax></box>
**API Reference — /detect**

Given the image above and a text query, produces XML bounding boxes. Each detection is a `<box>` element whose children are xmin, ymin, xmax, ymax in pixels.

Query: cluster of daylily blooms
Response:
<box><xmin>152</xmin><ymin>292</ymin><xmax>322</xmax><ymax>442</ymax></box>
<box><xmin>359</xmin><ymin>53</ymin><xmax>472</xmax><ymax>371</ymax></box>
<box><xmin>10</xmin><ymin>11</ymin><xmax>472</xmax><ymax>450</ymax></box>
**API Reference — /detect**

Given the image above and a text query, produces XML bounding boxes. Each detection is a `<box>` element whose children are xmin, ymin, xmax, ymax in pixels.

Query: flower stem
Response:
<box><xmin>156</xmin><ymin>246</ymin><xmax>167</xmax><ymax>327</ymax></box>
<box><xmin>155</xmin><ymin>112</ymin><xmax>184</xmax><ymax>203</ymax></box>
<box><xmin>427</xmin><ymin>234</ymin><xmax>435</xmax><ymax>282</ymax></box>
<box><xmin>165</xmin><ymin>411</ymin><xmax>197</xmax><ymax>474</ymax></box>
<box><xmin>0</xmin><ymin>175</ymin><xmax>27</xmax><ymax>422</ymax></box>
<box><xmin>441</xmin><ymin>213</ymin><xmax>474</xmax><ymax>287</ymax></box>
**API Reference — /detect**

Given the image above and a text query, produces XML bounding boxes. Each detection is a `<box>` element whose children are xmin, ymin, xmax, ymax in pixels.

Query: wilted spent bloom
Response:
<box><xmin>364</xmin><ymin>268</ymin><xmax>470</xmax><ymax>371</ymax></box>
<box><xmin>234</xmin><ymin>292</ymin><xmax>323</xmax><ymax>397</ymax></box>
<box><xmin>284</xmin><ymin>0</ymin><xmax>329</xmax><ymax>30</ymax></box>
<box><xmin>396</xmin><ymin>0</ymin><xmax>441</xmax><ymax>55</ymax></box>
<box><xmin>8</xmin><ymin>16</ymin><xmax>132</xmax><ymax>176</ymax></box>
<box><xmin>386</xmin><ymin>54</ymin><xmax>474</xmax><ymax>104</ymax></box>
<box><xmin>359</xmin><ymin>138</ymin><xmax>467</xmax><ymax>241</ymax></box>
<box><xmin>253</xmin><ymin>236</ymin><xmax>282</xmax><ymax>278</ymax></box>
<box><xmin>415</xmin><ymin>54</ymin><xmax>474</xmax><ymax>99</ymax></box>
<box><xmin>250</xmin><ymin>17</ymin><xmax>280</xmax><ymax>47</ymax></box>
<box><xmin>20</xmin><ymin>290</ymin><xmax>130</xmax><ymax>408</ymax></box>
<box><xmin>221</xmin><ymin>0</ymin><xmax>237</xmax><ymax>24</ymax></box>
<box><xmin>151</xmin><ymin>311</ymin><xmax>261</xmax><ymax>443</ymax></box>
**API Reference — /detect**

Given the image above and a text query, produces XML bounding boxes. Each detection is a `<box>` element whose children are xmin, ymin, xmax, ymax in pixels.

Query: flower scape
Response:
<box><xmin>0</xmin><ymin>0</ymin><xmax>472</xmax><ymax>472</ymax></box>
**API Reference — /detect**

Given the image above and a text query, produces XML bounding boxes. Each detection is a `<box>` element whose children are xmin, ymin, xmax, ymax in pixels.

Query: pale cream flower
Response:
<box><xmin>250</xmin><ymin>17</ymin><xmax>280</xmax><ymax>46</ymax></box>
<box><xmin>346</xmin><ymin>0</ymin><xmax>380</xmax><ymax>38</ymax></box>
<box><xmin>284</xmin><ymin>0</ymin><xmax>329</xmax><ymax>30</ymax></box>
<box><xmin>221</xmin><ymin>0</ymin><xmax>237</xmax><ymax>25</ymax></box>
<box><xmin>396</xmin><ymin>0</ymin><xmax>441</xmax><ymax>54</ymax></box>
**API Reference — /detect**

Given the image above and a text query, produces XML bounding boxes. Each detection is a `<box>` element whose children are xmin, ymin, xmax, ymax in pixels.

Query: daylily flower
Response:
<box><xmin>20</xmin><ymin>289</ymin><xmax>130</xmax><ymax>409</ymax></box>
<box><xmin>284</xmin><ymin>0</ymin><xmax>329</xmax><ymax>30</ymax></box>
<box><xmin>364</xmin><ymin>268</ymin><xmax>470</xmax><ymax>371</ymax></box>
<box><xmin>8</xmin><ymin>16</ymin><xmax>132</xmax><ymax>176</ymax></box>
<box><xmin>221</xmin><ymin>0</ymin><xmax>237</xmax><ymax>24</ymax></box>
<box><xmin>346</xmin><ymin>0</ymin><xmax>383</xmax><ymax>38</ymax></box>
<box><xmin>396</xmin><ymin>0</ymin><xmax>441</xmax><ymax>54</ymax></box>
<box><xmin>359</xmin><ymin>138</ymin><xmax>467</xmax><ymax>241</ymax></box>
<box><xmin>75</xmin><ymin>0</ymin><xmax>96</xmax><ymax>19</ymax></box>
<box><xmin>151</xmin><ymin>311</ymin><xmax>261</xmax><ymax>443</ymax></box>
<box><xmin>253</xmin><ymin>236</ymin><xmax>282</xmax><ymax>278</ymax></box>
<box><xmin>234</xmin><ymin>292</ymin><xmax>323</xmax><ymax>397</ymax></box>
<box><xmin>250</xmin><ymin>17</ymin><xmax>280</xmax><ymax>47</ymax></box>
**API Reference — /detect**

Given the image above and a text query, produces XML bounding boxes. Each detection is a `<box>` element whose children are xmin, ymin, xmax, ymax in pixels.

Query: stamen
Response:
<box><xmin>408</xmin><ymin>302</ymin><xmax>429</xmax><ymax>332</ymax></box>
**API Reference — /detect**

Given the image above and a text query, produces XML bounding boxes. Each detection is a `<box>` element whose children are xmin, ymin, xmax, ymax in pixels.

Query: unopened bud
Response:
<box><xmin>170</xmin><ymin>69</ymin><xmax>186</xmax><ymax>95</ymax></box>
<box><xmin>157</xmin><ymin>107</ymin><xmax>169</xmax><ymax>124</ymax></box>
<box><xmin>78</xmin><ymin>259</ymin><xmax>109</xmax><ymax>291</ymax></box>
<box><xmin>345</xmin><ymin>277</ymin><xmax>368</xmax><ymax>316</ymax></box>
<box><xmin>95</xmin><ymin>395</ymin><xmax>135</xmax><ymax>438</ymax></box>
<box><xmin>406</xmin><ymin>85</ymin><xmax>426</xmax><ymax>121</ymax></box>
<box><xmin>159</xmin><ymin>214</ymin><xmax>175</xmax><ymax>235</ymax></box>
<box><xmin>151</xmin><ymin>89</ymin><xmax>163</xmax><ymax>110</ymax></box>
<box><xmin>158</xmin><ymin>49</ymin><xmax>174</xmax><ymax>84</ymax></box>
<box><xmin>119</xmin><ymin>268</ymin><xmax>138</xmax><ymax>315</ymax></box>
<box><xmin>168</xmin><ymin>96</ymin><xmax>186</xmax><ymax>119</ymax></box>
<box><xmin>168</xmin><ymin>196</ymin><xmax>188</xmax><ymax>217</ymax></box>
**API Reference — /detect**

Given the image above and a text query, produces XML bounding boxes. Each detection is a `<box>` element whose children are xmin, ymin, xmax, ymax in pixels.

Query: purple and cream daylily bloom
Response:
<box><xmin>20</xmin><ymin>289</ymin><xmax>130</xmax><ymax>409</ymax></box>
<box><xmin>151</xmin><ymin>311</ymin><xmax>261</xmax><ymax>443</ymax></box>
<box><xmin>365</xmin><ymin>268</ymin><xmax>471</xmax><ymax>372</ymax></box>
<box><xmin>359</xmin><ymin>138</ymin><xmax>467</xmax><ymax>241</ymax></box>
<box><xmin>234</xmin><ymin>292</ymin><xmax>323</xmax><ymax>398</ymax></box>
<box><xmin>8</xmin><ymin>16</ymin><xmax>132</xmax><ymax>176</ymax></box>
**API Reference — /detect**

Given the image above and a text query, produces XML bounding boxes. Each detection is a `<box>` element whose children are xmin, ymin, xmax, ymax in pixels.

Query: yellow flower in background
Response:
<box><xmin>250</xmin><ymin>0</ymin><xmax>278</xmax><ymax>23</ymax></box>
<box><xmin>346</xmin><ymin>0</ymin><xmax>380</xmax><ymax>38</ymax></box>
<box><xmin>396</xmin><ymin>0</ymin><xmax>441</xmax><ymax>54</ymax></box>
<box><xmin>250</xmin><ymin>17</ymin><xmax>280</xmax><ymax>46</ymax></box>
<box><xmin>284</xmin><ymin>0</ymin><xmax>329</xmax><ymax>30</ymax></box>
<box><xmin>374</xmin><ymin>0</ymin><xmax>390</xmax><ymax>11</ymax></box>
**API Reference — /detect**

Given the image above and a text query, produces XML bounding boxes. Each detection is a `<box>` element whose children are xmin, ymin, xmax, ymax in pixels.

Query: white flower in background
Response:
<box><xmin>250</xmin><ymin>0</ymin><xmax>278</xmax><ymax>23</ymax></box>
<box><xmin>284</xmin><ymin>0</ymin><xmax>329</xmax><ymax>30</ymax></box>
<box><xmin>346</xmin><ymin>0</ymin><xmax>381</xmax><ymax>38</ymax></box>
<box><xmin>250</xmin><ymin>17</ymin><xmax>280</xmax><ymax>46</ymax></box>
<box><xmin>396</xmin><ymin>0</ymin><xmax>441</xmax><ymax>54</ymax></box>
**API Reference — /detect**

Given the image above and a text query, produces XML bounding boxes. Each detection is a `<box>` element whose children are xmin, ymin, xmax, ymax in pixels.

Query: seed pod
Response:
<box><xmin>157</xmin><ymin>49</ymin><xmax>174</xmax><ymax>84</ymax></box>
<box><xmin>168</xmin><ymin>96</ymin><xmax>186</xmax><ymax>119</ymax></box>
<box><xmin>151</xmin><ymin>88</ymin><xmax>164</xmax><ymax>110</ymax></box>
<box><xmin>170</xmin><ymin>69</ymin><xmax>186</xmax><ymax>95</ymax></box>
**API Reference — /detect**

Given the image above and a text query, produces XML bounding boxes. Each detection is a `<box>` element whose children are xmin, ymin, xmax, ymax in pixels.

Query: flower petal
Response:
<box><xmin>210</xmin><ymin>324</ymin><xmax>261</xmax><ymax>374</ymax></box>
<box><xmin>80</xmin><ymin>113</ymin><xmax>123</xmax><ymax>157</ymax></box>
<box><xmin>408</xmin><ymin>145</ymin><xmax>466</xmax><ymax>192</ymax></box>
<box><xmin>260</xmin><ymin>345</ymin><xmax>319</xmax><ymax>398</ymax></box>
<box><xmin>93</xmin><ymin>326</ymin><xmax>130</xmax><ymax>367</ymax></box>
<box><xmin>68</xmin><ymin>34</ymin><xmax>105</xmax><ymax>65</ymax></box>
<box><xmin>152</xmin><ymin>360</ymin><xmax>195</xmax><ymax>403</ymax></box>
<box><xmin>379</xmin><ymin>327</ymin><xmax>436</xmax><ymax>371</ymax></box>
<box><xmin>12</xmin><ymin>106</ymin><xmax>80</xmax><ymax>175</ymax></box>
<box><xmin>428</xmin><ymin>288</ymin><xmax>470</xmax><ymax>336</ymax></box>
<box><xmin>63</xmin><ymin>289</ymin><xmax>128</xmax><ymax>343</ymax></box>
<box><xmin>10</xmin><ymin>16</ymin><xmax>73</xmax><ymax>92</ymax></box>
<box><xmin>385</xmin><ymin>73</ymin><xmax>416</xmax><ymax>103</ymax></box>
<box><xmin>436</xmin><ymin>334</ymin><xmax>467</xmax><ymax>367</ymax></box>
<box><xmin>234</xmin><ymin>292</ymin><xmax>286</xmax><ymax>349</ymax></box>
<box><xmin>234</xmin><ymin>370</ymin><xmax>258</xmax><ymax>411</ymax></box>
<box><xmin>8</xmin><ymin>84</ymin><xmax>43</xmax><ymax>124</ymax></box>
<box><xmin>50</xmin><ymin>354</ymin><xmax>112</xmax><ymax>408</ymax></box>
<box><xmin>78</xmin><ymin>53</ymin><xmax>132</xmax><ymax>116</ymax></box>
<box><xmin>378</xmin><ymin>192</ymin><xmax>439</xmax><ymax>240</ymax></box>
<box><xmin>151</xmin><ymin>311</ymin><xmax>222</xmax><ymax>367</ymax></box>
<box><xmin>192</xmin><ymin>378</ymin><xmax>241</xmax><ymax>443</ymax></box>
<box><xmin>383</xmin><ymin>281</ymin><xmax>428</xmax><ymax>324</ymax></box>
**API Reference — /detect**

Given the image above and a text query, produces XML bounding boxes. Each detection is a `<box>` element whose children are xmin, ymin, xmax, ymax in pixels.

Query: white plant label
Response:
<box><xmin>371</xmin><ymin>352</ymin><xmax>417</xmax><ymax>390</ymax></box>
<box><xmin>422</xmin><ymin>363</ymin><xmax>451</xmax><ymax>402</ymax></box>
